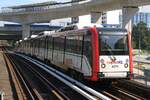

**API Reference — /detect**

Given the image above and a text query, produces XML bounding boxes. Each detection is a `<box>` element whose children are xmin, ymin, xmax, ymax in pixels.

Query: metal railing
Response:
<box><xmin>133</xmin><ymin>70</ymin><xmax>150</xmax><ymax>88</ymax></box>
<box><xmin>0</xmin><ymin>0</ymin><xmax>91</xmax><ymax>14</ymax></box>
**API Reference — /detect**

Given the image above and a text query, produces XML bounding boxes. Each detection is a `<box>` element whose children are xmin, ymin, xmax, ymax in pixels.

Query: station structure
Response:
<box><xmin>0</xmin><ymin>24</ymin><xmax>61</xmax><ymax>40</ymax></box>
<box><xmin>0</xmin><ymin>0</ymin><xmax>150</xmax><ymax>39</ymax></box>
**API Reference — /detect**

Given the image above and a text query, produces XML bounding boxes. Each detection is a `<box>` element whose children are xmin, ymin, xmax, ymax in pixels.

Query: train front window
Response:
<box><xmin>99</xmin><ymin>32</ymin><xmax>129</xmax><ymax>55</ymax></box>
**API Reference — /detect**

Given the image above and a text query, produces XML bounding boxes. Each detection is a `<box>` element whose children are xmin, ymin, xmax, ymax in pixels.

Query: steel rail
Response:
<box><xmin>14</xmin><ymin>53</ymin><xmax>111</xmax><ymax>100</ymax></box>
<box><xmin>3</xmin><ymin>53</ymin><xmax>26</xmax><ymax>100</ymax></box>
<box><xmin>17</xmin><ymin>57</ymin><xmax>70</xmax><ymax>100</ymax></box>
<box><xmin>116</xmin><ymin>80</ymin><xmax>150</xmax><ymax>99</ymax></box>
<box><xmin>112</xmin><ymin>86</ymin><xmax>145</xmax><ymax>100</ymax></box>
<box><xmin>4</xmin><ymin>53</ymin><xmax>40</xmax><ymax>100</ymax></box>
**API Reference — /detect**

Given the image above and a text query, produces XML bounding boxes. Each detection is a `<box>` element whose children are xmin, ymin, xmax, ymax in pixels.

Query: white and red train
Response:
<box><xmin>16</xmin><ymin>24</ymin><xmax>133</xmax><ymax>81</ymax></box>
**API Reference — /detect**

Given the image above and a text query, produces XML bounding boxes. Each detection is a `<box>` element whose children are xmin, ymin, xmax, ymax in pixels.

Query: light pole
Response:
<box><xmin>138</xmin><ymin>25</ymin><xmax>141</xmax><ymax>78</ymax></box>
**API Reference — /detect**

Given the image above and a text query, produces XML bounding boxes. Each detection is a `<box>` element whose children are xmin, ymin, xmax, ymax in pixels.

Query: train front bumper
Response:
<box><xmin>98</xmin><ymin>72</ymin><xmax>131</xmax><ymax>78</ymax></box>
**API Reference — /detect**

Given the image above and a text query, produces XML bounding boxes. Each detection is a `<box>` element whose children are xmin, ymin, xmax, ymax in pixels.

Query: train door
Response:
<box><xmin>82</xmin><ymin>31</ymin><xmax>92</xmax><ymax>77</ymax></box>
<box><xmin>75</xmin><ymin>35</ymin><xmax>83</xmax><ymax>71</ymax></box>
<box><xmin>65</xmin><ymin>32</ymin><xmax>83</xmax><ymax>72</ymax></box>
<box><xmin>53</xmin><ymin>36</ymin><xmax>65</xmax><ymax>64</ymax></box>
<box><xmin>58</xmin><ymin>36</ymin><xmax>65</xmax><ymax>64</ymax></box>
<box><xmin>44</xmin><ymin>37</ymin><xmax>47</xmax><ymax>60</ymax></box>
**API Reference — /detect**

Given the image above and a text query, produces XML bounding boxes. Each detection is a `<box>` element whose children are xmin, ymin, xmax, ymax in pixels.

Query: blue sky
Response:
<box><xmin>0</xmin><ymin>0</ymin><xmax>68</xmax><ymax>8</ymax></box>
<box><xmin>0</xmin><ymin>0</ymin><xmax>35</xmax><ymax>8</ymax></box>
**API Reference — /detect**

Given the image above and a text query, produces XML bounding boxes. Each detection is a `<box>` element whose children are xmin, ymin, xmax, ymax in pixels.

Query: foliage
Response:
<box><xmin>7</xmin><ymin>40</ymin><xmax>16</xmax><ymax>46</ymax></box>
<box><xmin>132</xmin><ymin>22</ymin><xmax>150</xmax><ymax>50</ymax></box>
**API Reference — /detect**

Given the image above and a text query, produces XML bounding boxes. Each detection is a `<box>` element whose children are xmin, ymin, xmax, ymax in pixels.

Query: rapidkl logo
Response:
<box><xmin>106</xmin><ymin>60</ymin><xmax>123</xmax><ymax>64</ymax></box>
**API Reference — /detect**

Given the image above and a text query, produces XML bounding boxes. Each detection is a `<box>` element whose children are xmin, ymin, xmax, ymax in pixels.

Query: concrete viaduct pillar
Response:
<box><xmin>91</xmin><ymin>12</ymin><xmax>103</xmax><ymax>24</ymax></box>
<box><xmin>122</xmin><ymin>7</ymin><xmax>139</xmax><ymax>32</ymax></box>
<box><xmin>22</xmin><ymin>24</ymin><xmax>31</xmax><ymax>39</ymax></box>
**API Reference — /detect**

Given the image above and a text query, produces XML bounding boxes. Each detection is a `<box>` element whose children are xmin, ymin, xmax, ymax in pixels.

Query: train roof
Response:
<box><xmin>56</xmin><ymin>23</ymin><xmax>103</xmax><ymax>32</ymax></box>
<box><xmin>23</xmin><ymin>25</ymin><xmax>128</xmax><ymax>41</ymax></box>
<box><xmin>97</xmin><ymin>28</ymin><xmax>127</xmax><ymax>32</ymax></box>
<box><xmin>56</xmin><ymin>24</ymin><xmax>127</xmax><ymax>33</ymax></box>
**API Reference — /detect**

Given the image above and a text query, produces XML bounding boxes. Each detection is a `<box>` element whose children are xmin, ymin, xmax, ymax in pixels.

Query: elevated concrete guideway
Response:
<box><xmin>0</xmin><ymin>34</ymin><xmax>21</xmax><ymax>40</ymax></box>
<box><xmin>0</xmin><ymin>0</ymin><xmax>150</xmax><ymax>24</ymax></box>
<box><xmin>0</xmin><ymin>24</ymin><xmax>61</xmax><ymax>40</ymax></box>
<box><xmin>0</xmin><ymin>0</ymin><xmax>150</xmax><ymax>38</ymax></box>
<box><xmin>0</xmin><ymin>24</ymin><xmax>61</xmax><ymax>33</ymax></box>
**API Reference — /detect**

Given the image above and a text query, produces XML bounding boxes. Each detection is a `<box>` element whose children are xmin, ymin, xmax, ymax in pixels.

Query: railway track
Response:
<box><xmin>88</xmin><ymin>79</ymin><xmax>150</xmax><ymax>100</ymax></box>
<box><xmin>102</xmin><ymin>85</ymin><xmax>146</xmax><ymax>100</ymax></box>
<box><xmin>9</xmin><ymin>53</ymin><xmax>75</xmax><ymax>100</ymax></box>
<box><xmin>115</xmin><ymin>80</ymin><xmax>150</xmax><ymax>99</ymax></box>
<box><xmin>2</xmin><ymin>47</ymin><xmax>70</xmax><ymax>100</ymax></box>
<box><xmin>6</xmin><ymin>51</ymin><xmax>111</xmax><ymax>100</ymax></box>
<box><xmin>3</xmin><ymin>48</ymin><xmax>150</xmax><ymax>100</ymax></box>
<box><xmin>15</xmin><ymin>52</ymin><xmax>150</xmax><ymax>100</ymax></box>
<box><xmin>3</xmin><ymin>50</ymin><xmax>41</xmax><ymax>99</ymax></box>
<box><xmin>85</xmin><ymin>81</ymin><xmax>146</xmax><ymax>100</ymax></box>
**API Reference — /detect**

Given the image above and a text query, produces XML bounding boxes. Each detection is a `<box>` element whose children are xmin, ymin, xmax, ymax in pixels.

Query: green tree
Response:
<box><xmin>132</xmin><ymin>21</ymin><xmax>150</xmax><ymax>50</ymax></box>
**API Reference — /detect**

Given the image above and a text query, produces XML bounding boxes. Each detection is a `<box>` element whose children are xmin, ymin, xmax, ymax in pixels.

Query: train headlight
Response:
<box><xmin>101</xmin><ymin>64</ymin><xmax>106</xmax><ymax>68</ymax></box>
<box><xmin>124</xmin><ymin>63</ymin><xmax>128</xmax><ymax>68</ymax></box>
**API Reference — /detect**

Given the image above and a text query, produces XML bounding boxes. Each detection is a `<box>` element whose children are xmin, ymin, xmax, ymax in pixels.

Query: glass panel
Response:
<box><xmin>98</xmin><ymin>31</ymin><xmax>129</xmax><ymax>55</ymax></box>
<box><xmin>66</xmin><ymin>35</ymin><xmax>83</xmax><ymax>54</ymax></box>
<box><xmin>100</xmin><ymin>35</ymin><xmax>128</xmax><ymax>51</ymax></box>
<box><xmin>83</xmin><ymin>34</ymin><xmax>92</xmax><ymax>66</ymax></box>
<box><xmin>53</xmin><ymin>37</ymin><xmax>65</xmax><ymax>50</ymax></box>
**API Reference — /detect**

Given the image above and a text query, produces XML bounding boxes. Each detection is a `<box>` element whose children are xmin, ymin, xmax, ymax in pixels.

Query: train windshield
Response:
<box><xmin>99</xmin><ymin>31</ymin><xmax>129</xmax><ymax>55</ymax></box>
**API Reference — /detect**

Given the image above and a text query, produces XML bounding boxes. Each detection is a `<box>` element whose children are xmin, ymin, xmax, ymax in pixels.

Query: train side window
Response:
<box><xmin>83</xmin><ymin>32</ymin><xmax>92</xmax><ymax>66</ymax></box>
<box><xmin>66</xmin><ymin>35</ymin><xmax>83</xmax><ymax>54</ymax></box>
<box><xmin>40</xmin><ymin>39</ymin><xmax>42</xmax><ymax>48</ymax></box>
<box><xmin>42</xmin><ymin>38</ymin><xmax>45</xmax><ymax>48</ymax></box>
<box><xmin>48</xmin><ymin>36</ymin><xmax>53</xmax><ymax>49</ymax></box>
<box><xmin>76</xmin><ymin>35</ymin><xmax>83</xmax><ymax>54</ymax></box>
<box><xmin>66</xmin><ymin>36</ymin><xmax>71</xmax><ymax>52</ymax></box>
<box><xmin>58</xmin><ymin>36</ymin><xmax>65</xmax><ymax>51</ymax></box>
<box><xmin>36</xmin><ymin>39</ymin><xmax>38</xmax><ymax>49</ymax></box>
<box><xmin>54</xmin><ymin>37</ymin><xmax>60</xmax><ymax>50</ymax></box>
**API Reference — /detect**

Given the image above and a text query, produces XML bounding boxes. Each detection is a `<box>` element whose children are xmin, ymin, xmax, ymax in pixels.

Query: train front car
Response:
<box><xmin>97</xmin><ymin>28</ymin><xmax>132</xmax><ymax>79</ymax></box>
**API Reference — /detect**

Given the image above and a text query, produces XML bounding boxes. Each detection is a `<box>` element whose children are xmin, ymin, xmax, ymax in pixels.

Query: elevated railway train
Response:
<box><xmin>16</xmin><ymin>24</ymin><xmax>133</xmax><ymax>81</ymax></box>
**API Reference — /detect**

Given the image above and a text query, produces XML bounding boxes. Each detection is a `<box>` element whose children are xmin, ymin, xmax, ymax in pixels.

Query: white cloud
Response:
<box><xmin>31</xmin><ymin>0</ymin><xmax>70</xmax><ymax>3</ymax></box>
<box><xmin>107</xmin><ymin>10</ymin><xmax>120</xmax><ymax>24</ymax></box>
<box><xmin>31</xmin><ymin>0</ymin><xmax>51</xmax><ymax>3</ymax></box>
<box><xmin>139</xmin><ymin>5</ymin><xmax>150</xmax><ymax>13</ymax></box>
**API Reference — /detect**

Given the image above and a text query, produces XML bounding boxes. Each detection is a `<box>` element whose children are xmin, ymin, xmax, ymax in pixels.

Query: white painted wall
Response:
<box><xmin>79</xmin><ymin>15</ymin><xmax>91</xmax><ymax>24</ymax></box>
<box><xmin>107</xmin><ymin>10</ymin><xmax>120</xmax><ymax>24</ymax></box>
<box><xmin>139</xmin><ymin>5</ymin><xmax>150</xmax><ymax>13</ymax></box>
<box><xmin>50</xmin><ymin>18</ymin><xmax>71</xmax><ymax>26</ymax></box>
